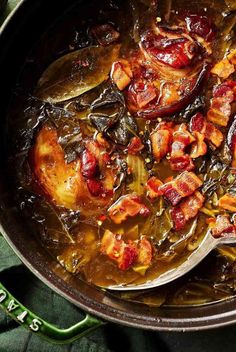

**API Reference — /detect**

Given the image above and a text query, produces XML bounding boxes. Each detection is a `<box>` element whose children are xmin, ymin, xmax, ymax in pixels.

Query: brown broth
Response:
<box><xmin>6</xmin><ymin>0</ymin><xmax>236</xmax><ymax>307</ymax></box>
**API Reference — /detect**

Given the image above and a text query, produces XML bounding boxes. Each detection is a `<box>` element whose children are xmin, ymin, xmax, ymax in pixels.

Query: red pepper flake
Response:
<box><xmin>206</xmin><ymin>217</ymin><xmax>216</xmax><ymax>226</ymax></box>
<box><xmin>98</xmin><ymin>214</ymin><xmax>107</xmax><ymax>222</ymax></box>
<box><xmin>128</xmin><ymin>137</ymin><xmax>144</xmax><ymax>155</ymax></box>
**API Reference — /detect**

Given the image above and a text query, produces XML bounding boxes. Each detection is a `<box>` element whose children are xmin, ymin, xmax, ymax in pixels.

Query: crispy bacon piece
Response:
<box><xmin>170</xmin><ymin>124</ymin><xmax>195</xmax><ymax>170</ymax></box>
<box><xmin>151</xmin><ymin>123</ymin><xmax>173</xmax><ymax>162</ymax></box>
<box><xmin>81</xmin><ymin>149</ymin><xmax>99</xmax><ymax>179</ymax></box>
<box><xmin>101</xmin><ymin>230</ymin><xmax>138</xmax><ymax>270</ymax></box>
<box><xmin>211</xmin><ymin>49</ymin><xmax>236</xmax><ymax>79</ymax></box>
<box><xmin>204</xmin><ymin>122</ymin><xmax>223</xmax><ymax>148</ymax></box>
<box><xmin>128</xmin><ymin>137</ymin><xmax>144</xmax><ymax>155</ymax></box>
<box><xmin>170</xmin><ymin>155</ymin><xmax>195</xmax><ymax>172</ymax></box>
<box><xmin>101</xmin><ymin>231</ymin><xmax>153</xmax><ymax>270</ymax></box>
<box><xmin>111</xmin><ymin>59</ymin><xmax>133</xmax><ymax>90</ymax></box>
<box><xmin>160</xmin><ymin>82</ymin><xmax>180</xmax><ymax>106</ymax></box>
<box><xmin>179</xmin><ymin>191</ymin><xmax>204</xmax><ymax>220</ymax></box>
<box><xmin>119</xmin><ymin>244</ymin><xmax>138</xmax><ymax>270</ymax></box>
<box><xmin>127</xmin><ymin>81</ymin><xmax>158</xmax><ymax>109</ymax></box>
<box><xmin>108</xmin><ymin>194</ymin><xmax>150</xmax><ymax>224</ymax></box>
<box><xmin>219</xmin><ymin>193</ymin><xmax>236</xmax><ymax>212</ymax></box>
<box><xmin>211</xmin><ymin>215</ymin><xmax>236</xmax><ymax>238</ymax></box>
<box><xmin>207</xmin><ymin>81</ymin><xmax>236</xmax><ymax>127</ymax></box>
<box><xmin>189</xmin><ymin>112</ymin><xmax>206</xmax><ymax>134</ymax></box>
<box><xmin>211</xmin><ymin>59</ymin><xmax>235</xmax><ymax>80</ymax></box>
<box><xmin>190</xmin><ymin>131</ymin><xmax>207</xmax><ymax>158</ymax></box>
<box><xmin>190</xmin><ymin>113</ymin><xmax>223</xmax><ymax>149</ymax></box>
<box><xmin>171</xmin><ymin>191</ymin><xmax>204</xmax><ymax>230</ymax></box>
<box><xmin>136</xmin><ymin>237</ymin><xmax>152</xmax><ymax>266</ymax></box>
<box><xmin>160</xmin><ymin>171</ymin><xmax>203</xmax><ymax>206</ymax></box>
<box><xmin>185</xmin><ymin>14</ymin><xmax>216</xmax><ymax>41</ymax></box>
<box><xmin>146</xmin><ymin>176</ymin><xmax>163</xmax><ymax>199</ymax></box>
<box><xmin>90</xmin><ymin>24</ymin><xmax>120</xmax><ymax>46</ymax></box>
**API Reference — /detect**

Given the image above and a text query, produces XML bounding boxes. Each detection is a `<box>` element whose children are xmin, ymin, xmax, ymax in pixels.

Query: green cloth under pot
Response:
<box><xmin>1</xmin><ymin>236</ymin><xmax>236</xmax><ymax>352</ymax></box>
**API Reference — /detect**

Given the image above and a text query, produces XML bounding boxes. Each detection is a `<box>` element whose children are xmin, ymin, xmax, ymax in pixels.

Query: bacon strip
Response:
<box><xmin>204</xmin><ymin>122</ymin><xmax>223</xmax><ymax>148</ymax></box>
<box><xmin>207</xmin><ymin>81</ymin><xmax>236</xmax><ymax>127</ymax></box>
<box><xmin>211</xmin><ymin>59</ymin><xmax>235</xmax><ymax>79</ymax></box>
<box><xmin>170</xmin><ymin>124</ymin><xmax>195</xmax><ymax>171</ymax></box>
<box><xmin>101</xmin><ymin>230</ymin><xmax>137</xmax><ymax>270</ymax></box>
<box><xmin>151</xmin><ymin>123</ymin><xmax>173</xmax><ymax>162</ymax></box>
<box><xmin>190</xmin><ymin>112</ymin><xmax>206</xmax><ymax>134</ymax></box>
<box><xmin>171</xmin><ymin>191</ymin><xmax>204</xmax><ymax>230</ymax></box>
<box><xmin>190</xmin><ymin>113</ymin><xmax>223</xmax><ymax>148</ymax></box>
<box><xmin>128</xmin><ymin>81</ymin><xmax>158</xmax><ymax>110</ymax></box>
<box><xmin>159</xmin><ymin>171</ymin><xmax>203</xmax><ymax>206</ymax></box>
<box><xmin>136</xmin><ymin>237</ymin><xmax>153</xmax><ymax>266</ymax></box>
<box><xmin>211</xmin><ymin>215</ymin><xmax>236</xmax><ymax>239</ymax></box>
<box><xmin>101</xmin><ymin>230</ymin><xmax>153</xmax><ymax>270</ymax></box>
<box><xmin>219</xmin><ymin>193</ymin><xmax>236</xmax><ymax>212</ymax></box>
<box><xmin>108</xmin><ymin>194</ymin><xmax>150</xmax><ymax>224</ymax></box>
<box><xmin>211</xmin><ymin>49</ymin><xmax>236</xmax><ymax>79</ymax></box>
<box><xmin>111</xmin><ymin>59</ymin><xmax>133</xmax><ymax>91</ymax></box>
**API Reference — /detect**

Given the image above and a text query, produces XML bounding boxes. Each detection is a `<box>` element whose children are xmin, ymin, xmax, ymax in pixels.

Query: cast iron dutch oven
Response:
<box><xmin>0</xmin><ymin>0</ymin><xmax>236</xmax><ymax>344</ymax></box>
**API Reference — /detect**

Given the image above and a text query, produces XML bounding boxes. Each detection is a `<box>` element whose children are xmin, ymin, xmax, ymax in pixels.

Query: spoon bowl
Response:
<box><xmin>107</xmin><ymin>232</ymin><xmax>236</xmax><ymax>291</ymax></box>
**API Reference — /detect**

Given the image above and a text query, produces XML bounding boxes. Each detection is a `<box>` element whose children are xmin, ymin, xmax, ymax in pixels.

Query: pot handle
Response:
<box><xmin>0</xmin><ymin>281</ymin><xmax>104</xmax><ymax>344</ymax></box>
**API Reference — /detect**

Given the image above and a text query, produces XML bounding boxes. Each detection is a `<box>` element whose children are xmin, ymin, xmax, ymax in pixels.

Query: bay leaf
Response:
<box><xmin>36</xmin><ymin>44</ymin><xmax>120</xmax><ymax>103</ymax></box>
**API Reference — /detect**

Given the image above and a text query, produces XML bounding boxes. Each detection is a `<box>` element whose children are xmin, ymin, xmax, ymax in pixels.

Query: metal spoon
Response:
<box><xmin>107</xmin><ymin>231</ymin><xmax>236</xmax><ymax>291</ymax></box>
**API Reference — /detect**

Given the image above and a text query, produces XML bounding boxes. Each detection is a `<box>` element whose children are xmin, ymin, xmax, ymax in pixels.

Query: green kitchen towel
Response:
<box><xmin>1</xmin><ymin>235</ymin><xmax>236</xmax><ymax>352</ymax></box>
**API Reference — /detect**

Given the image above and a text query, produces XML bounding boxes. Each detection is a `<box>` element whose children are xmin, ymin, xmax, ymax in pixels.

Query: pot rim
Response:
<box><xmin>1</xmin><ymin>0</ymin><xmax>236</xmax><ymax>332</ymax></box>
